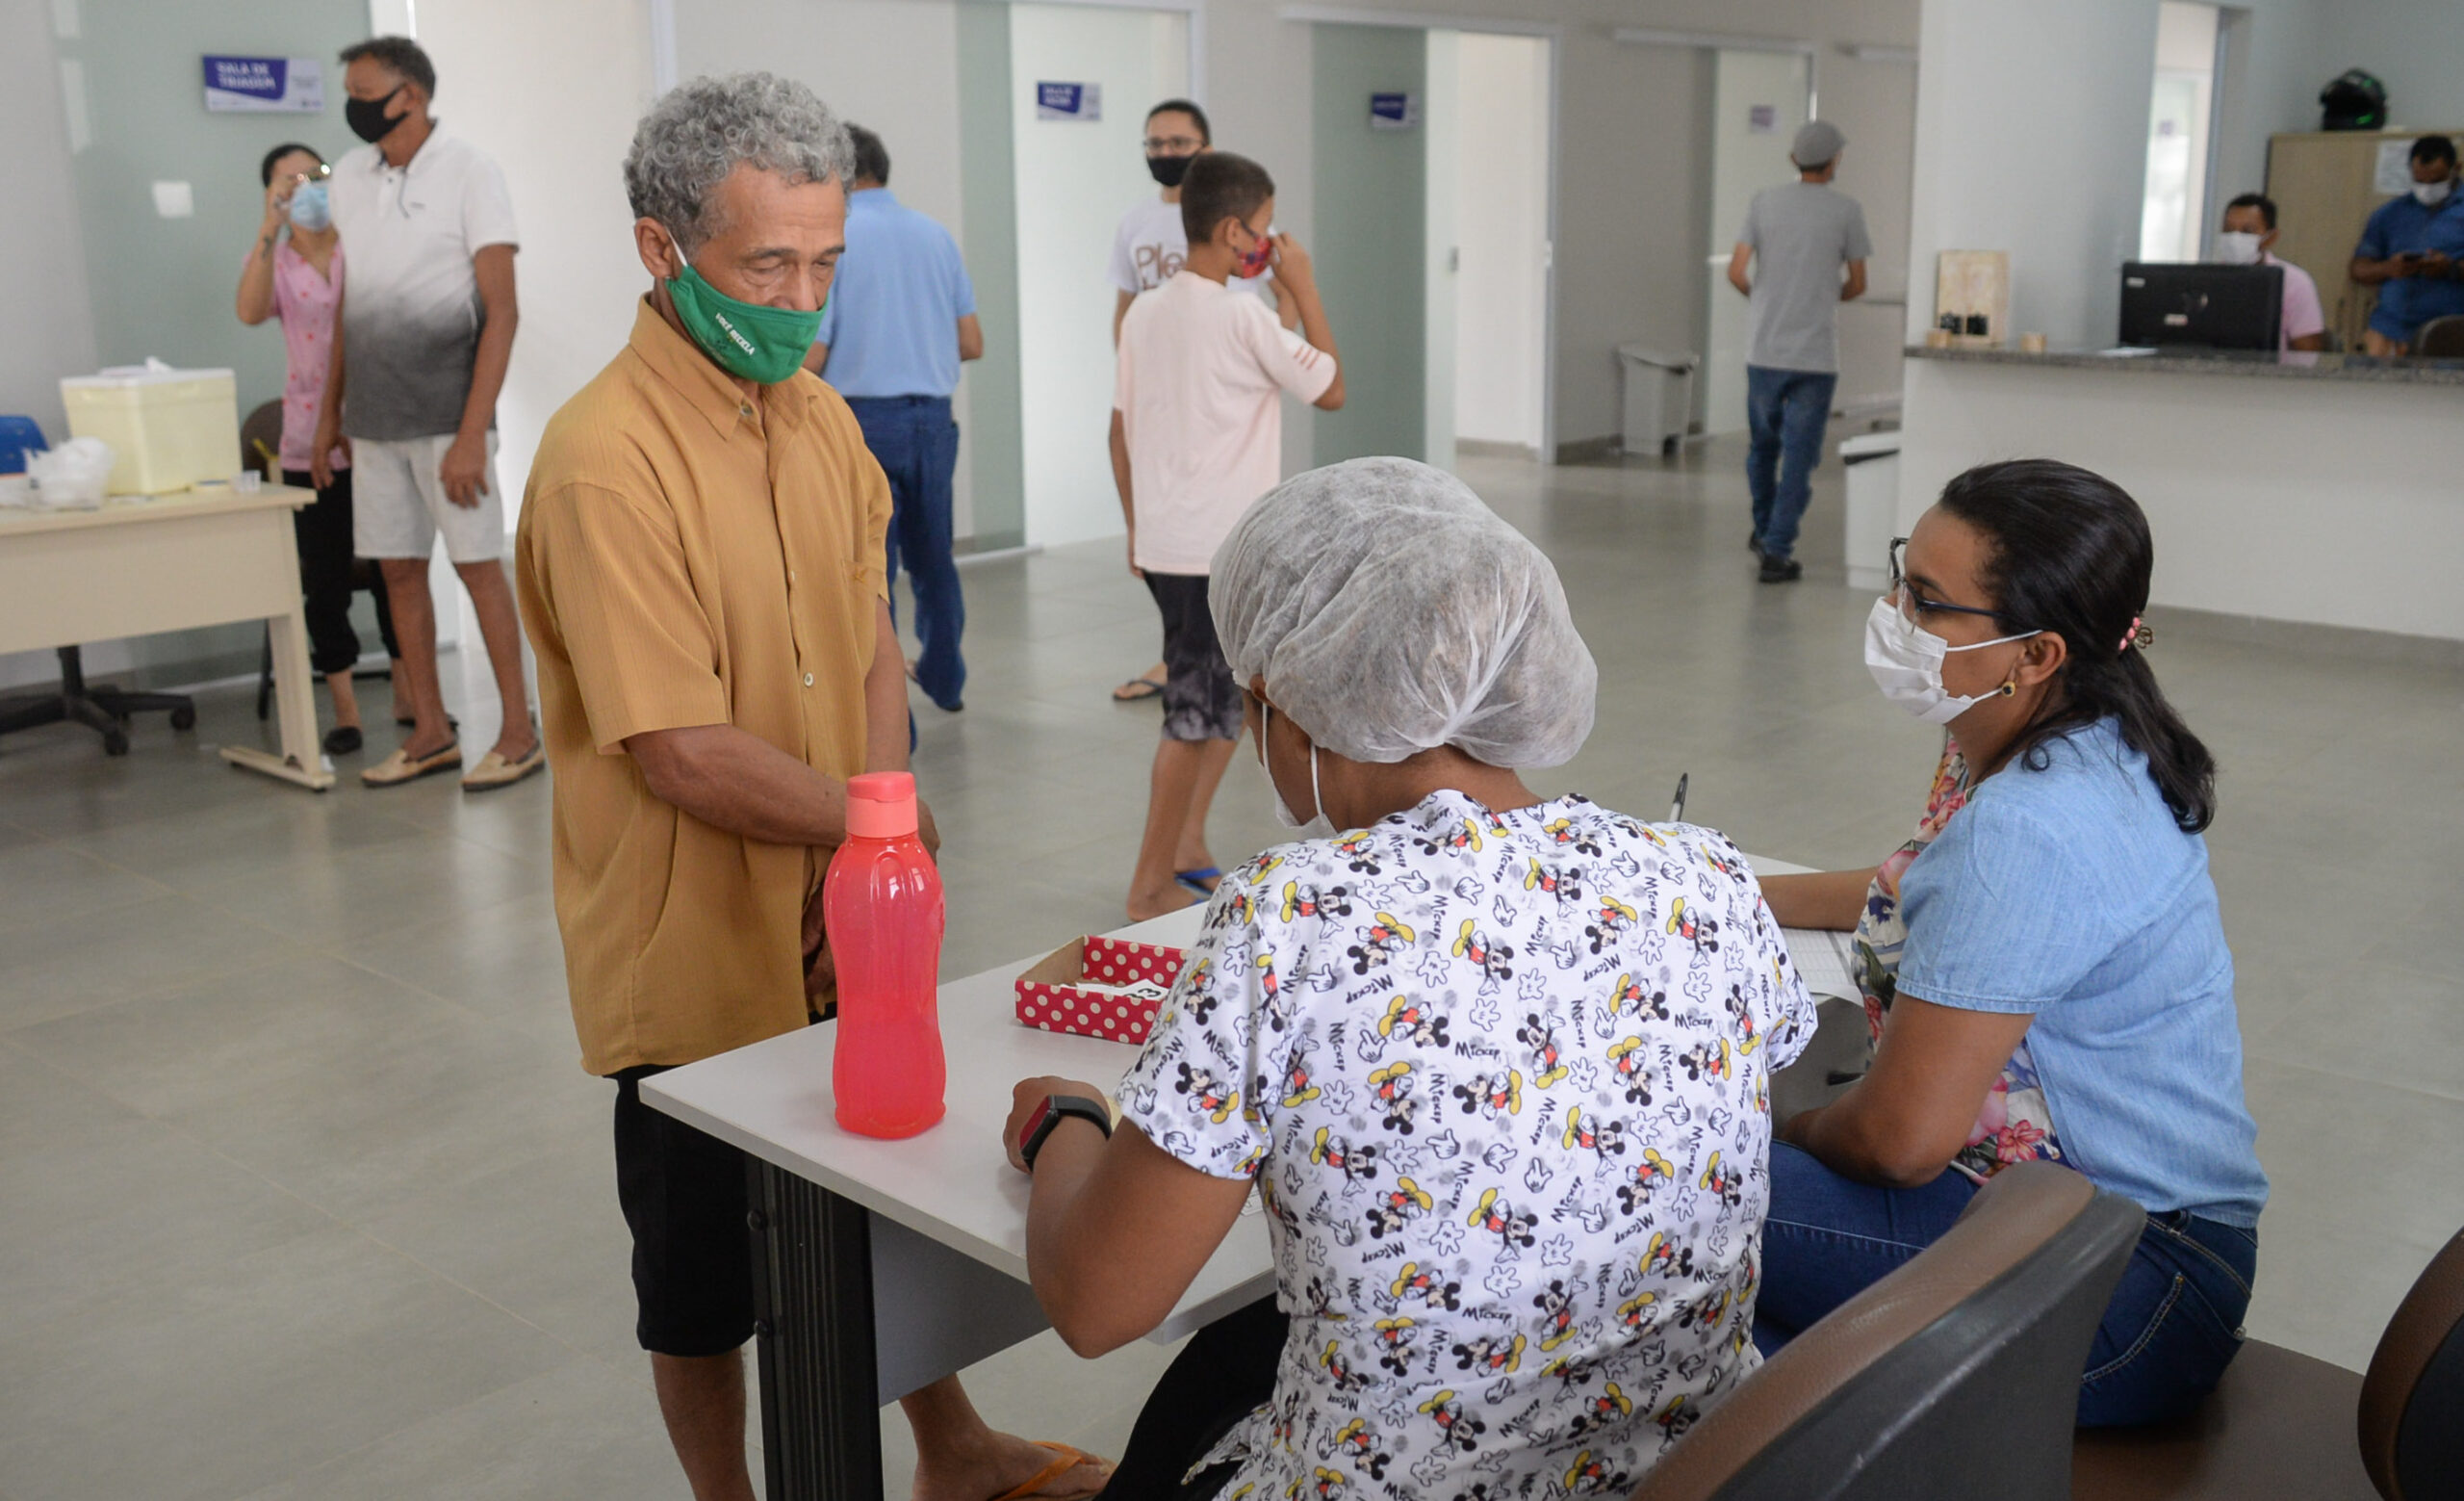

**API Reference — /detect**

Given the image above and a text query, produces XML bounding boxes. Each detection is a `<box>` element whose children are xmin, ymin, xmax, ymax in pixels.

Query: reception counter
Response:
<box><xmin>1896</xmin><ymin>344</ymin><xmax>2464</xmax><ymax>647</ymax></box>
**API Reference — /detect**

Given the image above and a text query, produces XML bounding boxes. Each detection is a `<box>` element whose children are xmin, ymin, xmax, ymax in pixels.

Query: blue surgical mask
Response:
<box><xmin>289</xmin><ymin>182</ymin><xmax>331</xmax><ymax>232</ymax></box>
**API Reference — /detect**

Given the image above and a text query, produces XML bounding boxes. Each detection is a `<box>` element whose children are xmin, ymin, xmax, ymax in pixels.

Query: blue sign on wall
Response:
<box><xmin>203</xmin><ymin>55</ymin><xmax>325</xmax><ymax>114</ymax></box>
<box><xmin>1036</xmin><ymin>82</ymin><xmax>1103</xmax><ymax>121</ymax></box>
<box><xmin>1370</xmin><ymin>91</ymin><xmax>1418</xmax><ymax>130</ymax></box>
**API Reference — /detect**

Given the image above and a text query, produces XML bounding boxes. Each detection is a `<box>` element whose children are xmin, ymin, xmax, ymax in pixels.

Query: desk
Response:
<box><xmin>646</xmin><ymin>857</ymin><xmax>1817</xmax><ymax>1501</ymax></box>
<box><xmin>0</xmin><ymin>484</ymin><xmax>332</xmax><ymax>790</ymax></box>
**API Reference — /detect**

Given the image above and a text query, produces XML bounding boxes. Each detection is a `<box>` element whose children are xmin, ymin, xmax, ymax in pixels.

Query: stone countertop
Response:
<box><xmin>1905</xmin><ymin>342</ymin><xmax>2464</xmax><ymax>386</ymax></box>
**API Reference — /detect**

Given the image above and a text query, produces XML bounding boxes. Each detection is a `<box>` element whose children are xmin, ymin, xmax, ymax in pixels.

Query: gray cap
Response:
<box><xmin>1792</xmin><ymin>119</ymin><xmax>1845</xmax><ymax>168</ymax></box>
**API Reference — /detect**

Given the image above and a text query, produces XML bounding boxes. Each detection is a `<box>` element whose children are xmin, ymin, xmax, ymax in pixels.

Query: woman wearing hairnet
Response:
<box><xmin>1002</xmin><ymin>459</ymin><xmax>1818</xmax><ymax>1499</ymax></box>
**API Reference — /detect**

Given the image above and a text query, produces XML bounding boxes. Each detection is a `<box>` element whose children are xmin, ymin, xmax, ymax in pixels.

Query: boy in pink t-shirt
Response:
<box><xmin>1111</xmin><ymin>152</ymin><xmax>1344</xmax><ymax>919</ymax></box>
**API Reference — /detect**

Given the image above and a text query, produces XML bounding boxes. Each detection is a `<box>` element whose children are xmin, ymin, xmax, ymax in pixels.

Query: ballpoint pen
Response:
<box><xmin>1669</xmin><ymin>772</ymin><xmax>1688</xmax><ymax>822</ymax></box>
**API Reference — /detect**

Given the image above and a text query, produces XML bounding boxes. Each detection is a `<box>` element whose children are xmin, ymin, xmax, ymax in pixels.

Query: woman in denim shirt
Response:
<box><xmin>1757</xmin><ymin>459</ymin><xmax>2266</xmax><ymax>1426</ymax></box>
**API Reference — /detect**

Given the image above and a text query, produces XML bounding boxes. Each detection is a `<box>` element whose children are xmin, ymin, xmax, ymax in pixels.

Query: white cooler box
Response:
<box><xmin>61</xmin><ymin>364</ymin><xmax>242</xmax><ymax>495</ymax></box>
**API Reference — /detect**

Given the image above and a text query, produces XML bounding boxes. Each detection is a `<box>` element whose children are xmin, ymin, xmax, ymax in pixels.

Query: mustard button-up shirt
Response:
<box><xmin>517</xmin><ymin>298</ymin><xmax>890</xmax><ymax>1076</ymax></box>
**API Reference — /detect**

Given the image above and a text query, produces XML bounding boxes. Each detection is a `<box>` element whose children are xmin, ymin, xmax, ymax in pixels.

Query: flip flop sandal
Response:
<box><xmin>1111</xmin><ymin>674</ymin><xmax>1166</xmax><ymax>702</ymax></box>
<box><xmin>361</xmin><ymin>739</ymin><xmax>462</xmax><ymax>788</ymax></box>
<box><xmin>987</xmin><ymin>1442</ymin><xmax>1115</xmax><ymax>1501</ymax></box>
<box><xmin>1174</xmin><ymin>867</ymin><xmax>1222</xmax><ymax>898</ymax></box>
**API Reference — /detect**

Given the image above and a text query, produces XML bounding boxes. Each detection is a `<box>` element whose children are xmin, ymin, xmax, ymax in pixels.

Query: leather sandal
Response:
<box><xmin>461</xmin><ymin>740</ymin><xmax>545</xmax><ymax>792</ymax></box>
<box><xmin>361</xmin><ymin>739</ymin><xmax>462</xmax><ymax>788</ymax></box>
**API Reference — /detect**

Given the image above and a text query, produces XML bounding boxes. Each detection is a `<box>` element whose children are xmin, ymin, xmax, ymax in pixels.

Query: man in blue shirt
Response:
<box><xmin>2348</xmin><ymin>134</ymin><xmax>2464</xmax><ymax>354</ymax></box>
<box><xmin>807</xmin><ymin>125</ymin><xmax>983</xmax><ymax>712</ymax></box>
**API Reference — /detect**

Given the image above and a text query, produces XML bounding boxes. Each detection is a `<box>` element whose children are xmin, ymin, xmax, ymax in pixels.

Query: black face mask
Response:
<box><xmin>1146</xmin><ymin>154</ymin><xmax>1194</xmax><ymax>189</ymax></box>
<box><xmin>346</xmin><ymin>86</ymin><xmax>405</xmax><ymax>144</ymax></box>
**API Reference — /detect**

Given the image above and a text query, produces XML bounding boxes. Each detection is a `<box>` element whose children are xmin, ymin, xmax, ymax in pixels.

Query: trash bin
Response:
<box><xmin>1616</xmin><ymin>346</ymin><xmax>1697</xmax><ymax>456</ymax></box>
<box><xmin>1839</xmin><ymin>431</ymin><xmax>1902</xmax><ymax>591</ymax></box>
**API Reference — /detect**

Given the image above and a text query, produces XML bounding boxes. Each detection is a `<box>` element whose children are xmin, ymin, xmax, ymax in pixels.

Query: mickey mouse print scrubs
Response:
<box><xmin>1117</xmin><ymin>790</ymin><xmax>1815</xmax><ymax>1500</ymax></box>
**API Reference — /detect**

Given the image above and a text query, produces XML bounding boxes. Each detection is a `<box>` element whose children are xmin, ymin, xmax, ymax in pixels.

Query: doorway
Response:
<box><xmin>2141</xmin><ymin>1</ymin><xmax>2220</xmax><ymax>262</ymax></box>
<box><xmin>1311</xmin><ymin>20</ymin><xmax>1553</xmax><ymax>469</ymax></box>
<box><xmin>1006</xmin><ymin>1</ymin><xmax>1191</xmax><ymax>547</ymax></box>
<box><xmin>1703</xmin><ymin>47</ymin><xmax>1810</xmax><ymax>436</ymax></box>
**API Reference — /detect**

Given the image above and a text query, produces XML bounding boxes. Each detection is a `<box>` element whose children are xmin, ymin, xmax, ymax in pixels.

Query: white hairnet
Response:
<box><xmin>1210</xmin><ymin>457</ymin><xmax>1596</xmax><ymax>767</ymax></box>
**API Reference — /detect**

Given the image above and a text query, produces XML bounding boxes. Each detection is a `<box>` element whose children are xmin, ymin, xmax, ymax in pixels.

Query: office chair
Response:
<box><xmin>1631</xmin><ymin>1161</ymin><xmax>2143</xmax><ymax>1501</ymax></box>
<box><xmin>0</xmin><ymin>417</ymin><xmax>196</xmax><ymax>757</ymax></box>
<box><xmin>2409</xmin><ymin>316</ymin><xmax>2464</xmax><ymax>359</ymax></box>
<box><xmin>2071</xmin><ymin>1225</ymin><xmax>2464</xmax><ymax>1500</ymax></box>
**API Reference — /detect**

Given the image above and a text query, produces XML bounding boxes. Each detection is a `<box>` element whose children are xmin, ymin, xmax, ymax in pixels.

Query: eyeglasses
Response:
<box><xmin>1887</xmin><ymin>536</ymin><xmax>2007</xmax><ymax>623</ymax></box>
<box><xmin>1142</xmin><ymin>135</ymin><xmax>1204</xmax><ymax>154</ymax></box>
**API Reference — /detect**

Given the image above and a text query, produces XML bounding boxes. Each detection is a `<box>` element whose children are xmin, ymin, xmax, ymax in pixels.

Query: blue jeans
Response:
<box><xmin>845</xmin><ymin>396</ymin><xmax>965</xmax><ymax>710</ymax></box>
<box><xmin>1745</xmin><ymin>365</ymin><xmax>1837</xmax><ymax>561</ymax></box>
<box><xmin>1755</xmin><ymin>1143</ymin><xmax>2257</xmax><ymax>1427</ymax></box>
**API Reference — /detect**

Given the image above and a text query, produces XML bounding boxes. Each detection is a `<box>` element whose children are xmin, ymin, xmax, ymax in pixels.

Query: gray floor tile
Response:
<box><xmin>0</xmin><ymin>893</ymin><xmax>300</xmax><ymax>1033</ymax></box>
<box><xmin>0</xmin><ymin>839</ymin><xmax>170</xmax><ymax>937</ymax></box>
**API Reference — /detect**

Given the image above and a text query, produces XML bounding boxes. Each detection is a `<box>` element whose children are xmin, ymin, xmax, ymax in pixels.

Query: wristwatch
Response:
<box><xmin>1018</xmin><ymin>1093</ymin><xmax>1114</xmax><ymax>1171</ymax></box>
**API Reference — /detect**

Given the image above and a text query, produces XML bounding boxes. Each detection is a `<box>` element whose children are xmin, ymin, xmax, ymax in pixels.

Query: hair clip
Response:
<box><xmin>2119</xmin><ymin>616</ymin><xmax>2152</xmax><ymax>653</ymax></box>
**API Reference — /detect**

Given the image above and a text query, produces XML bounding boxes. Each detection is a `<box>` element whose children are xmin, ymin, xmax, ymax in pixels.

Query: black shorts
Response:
<box><xmin>613</xmin><ymin>1067</ymin><xmax>756</xmax><ymax>1358</ymax></box>
<box><xmin>1143</xmin><ymin>572</ymin><xmax>1243</xmax><ymax>743</ymax></box>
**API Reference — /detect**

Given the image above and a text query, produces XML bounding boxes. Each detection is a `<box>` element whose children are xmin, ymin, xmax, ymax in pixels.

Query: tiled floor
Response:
<box><xmin>1</xmin><ymin>441</ymin><xmax>2457</xmax><ymax>1499</ymax></box>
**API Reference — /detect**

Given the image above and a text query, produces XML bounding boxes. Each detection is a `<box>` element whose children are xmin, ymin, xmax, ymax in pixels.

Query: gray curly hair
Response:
<box><xmin>625</xmin><ymin>73</ymin><xmax>854</xmax><ymax>255</ymax></box>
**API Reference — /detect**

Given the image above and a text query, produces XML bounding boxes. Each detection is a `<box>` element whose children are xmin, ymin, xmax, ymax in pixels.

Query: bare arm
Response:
<box><xmin>626</xmin><ymin>724</ymin><xmax>856</xmax><ymax>846</ymax></box>
<box><xmin>803</xmin><ymin>343</ymin><xmax>830</xmax><ymax>375</ymax></box>
<box><xmin>958</xmin><ymin>315</ymin><xmax>984</xmax><ymax>362</ymax></box>
<box><xmin>1270</xmin><ymin>236</ymin><xmax>1346</xmax><ymax>412</ymax></box>
<box><xmin>1111</xmin><ymin>408</ymin><xmax>1139</xmax><ymax>577</ymax></box>
<box><xmin>1114</xmin><ymin>290</ymin><xmax>1136</xmax><ymax>347</ymax></box>
<box><xmin>861</xmin><ymin>595</ymin><xmax>908</xmax><ymax>777</ymax></box>
<box><xmin>1727</xmin><ymin>243</ymin><xmax>1755</xmax><ymax>298</ymax></box>
<box><xmin>1840</xmin><ymin>258</ymin><xmax>1868</xmax><ymax>302</ymax></box>
<box><xmin>1005</xmin><ymin>1080</ymin><xmax>1253</xmax><ymax>1357</ymax></box>
<box><xmin>1780</xmin><ymin>995</ymin><xmax>2036</xmax><ymax>1186</ymax></box>
<box><xmin>1758</xmin><ymin>868</ymin><xmax>1877</xmax><ymax>932</ymax></box>
<box><xmin>237</xmin><ymin>178</ymin><xmax>300</xmax><ymax>325</ymax></box>
<box><xmin>2351</xmin><ymin>251</ymin><xmax>2417</xmax><ymax>286</ymax></box>
<box><xmin>437</xmin><ymin>244</ymin><xmax>519</xmax><ymax>507</ymax></box>
<box><xmin>309</xmin><ymin>289</ymin><xmax>347</xmax><ymax>488</ymax></box>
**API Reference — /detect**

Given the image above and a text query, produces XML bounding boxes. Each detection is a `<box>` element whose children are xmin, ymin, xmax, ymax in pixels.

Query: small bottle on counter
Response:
<box><xmin>828</xmin><ymin>771</ymin><xmax>948</xmax><ymax>1139</ymax></box>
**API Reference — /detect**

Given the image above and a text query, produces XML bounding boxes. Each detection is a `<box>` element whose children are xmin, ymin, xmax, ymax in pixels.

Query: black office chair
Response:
<box><xmin>1631</xmin><ymin>1161</ymin><xmax>2143</xmax><ymax>1501</ymax></box>
<box><xmin>2071</xmin><ymin>1225</ymin><xmax>2464</xmax><ymax>1500</ymax></box>
<box><xmin>0</xmin><ymin>419</ymin><xmax>195</xmax><ymax>757</ymax></box>
<box><xmin>2410</xmin><ymin>316</ymin><xmax>2464</xmax><ymax>358</ymax></box>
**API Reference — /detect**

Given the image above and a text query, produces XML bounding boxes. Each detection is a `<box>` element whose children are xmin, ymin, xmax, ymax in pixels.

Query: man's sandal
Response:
<box><xmin>986</xmin><ymin>1442</ymin><xmax>1115</xmax><ymax>1501</ymax></box>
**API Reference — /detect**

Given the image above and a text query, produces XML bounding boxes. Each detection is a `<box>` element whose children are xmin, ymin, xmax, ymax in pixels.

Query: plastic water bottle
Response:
<box><xmin>826</xmin><ymin>771</ymin><xmax>947</xmax><ymax>1138</ymax></box>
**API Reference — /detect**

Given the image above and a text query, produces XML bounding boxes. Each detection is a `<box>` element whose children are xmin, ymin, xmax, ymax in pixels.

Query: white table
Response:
<box><xmin>646</xmin><ymin>857</ymin><xmax>1818</xmax><ymax>1501</ymax></box>
<box><xmin>0</xmin><ymin>484</ymin><xmax>332</xmax><ymax>789</ymax></box>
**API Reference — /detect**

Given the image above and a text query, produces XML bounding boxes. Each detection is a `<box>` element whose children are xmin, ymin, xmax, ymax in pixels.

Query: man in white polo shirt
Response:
<box><xmin>313</xmin><ymin>36</ymin><xmax>539</xmax><ymax>790</ymax></box>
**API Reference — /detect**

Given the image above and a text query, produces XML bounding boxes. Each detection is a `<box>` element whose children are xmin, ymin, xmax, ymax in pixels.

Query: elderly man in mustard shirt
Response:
<box><xmin>517</xmin><ymin>73</ymin><xmax>1109</xmax><ymax>1501</ymax></box>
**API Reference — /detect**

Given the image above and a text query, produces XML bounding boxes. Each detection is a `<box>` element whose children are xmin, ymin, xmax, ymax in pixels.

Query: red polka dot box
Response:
<box><xmin>1014</xmin><ymin>936</ymin><xmax>1188</xmax><ymax>1045</ymax></box>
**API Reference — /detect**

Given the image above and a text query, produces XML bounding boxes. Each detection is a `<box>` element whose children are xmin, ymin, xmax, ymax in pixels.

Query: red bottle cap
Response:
<box><xmin>845</xmin><ymin>771</ymin><xmax>918</xmax><ymax>839</ymax></box>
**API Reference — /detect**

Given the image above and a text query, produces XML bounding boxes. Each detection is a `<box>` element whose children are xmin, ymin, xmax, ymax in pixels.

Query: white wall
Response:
<box><xmin>2</xmin><ymin>4</ymin><xmax>102</xmax><ymax>440</ymax></box>
<box><xmin>1008</xmin><ymin>3</ymin><xmax>1188</xmax><ymax>548</ymax></box>
<box><xmin>678</xmin><ymin>0</ymin><xmax>979</xmax><ymax>536</ymax></box>
<box><xmin>1450</xmin><ymin>33</ymin><xmax>1550</xmax><ymax>451</ymax></box>
<box><xmin>1423</xmin><ymin>29</ymin><xmax>1459</xmax><ymax>467</ymax></box>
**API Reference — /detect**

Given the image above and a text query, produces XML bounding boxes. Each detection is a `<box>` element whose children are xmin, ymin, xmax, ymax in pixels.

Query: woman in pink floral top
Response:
<box><xmin>237</xmin><ymin>142</ymin><xmax>399</xmax><ymax>757</ymax></box>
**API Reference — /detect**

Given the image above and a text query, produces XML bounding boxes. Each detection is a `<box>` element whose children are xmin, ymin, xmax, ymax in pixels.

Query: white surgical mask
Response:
<box><xmin>1259</xmin><ymin>700</ymin><xmax>1333</xmax><ymax>837</ymax></box>
<box><xmin>1863</xmin><ymin>594</ymin><xmax>2039</xmax><ymax>726</ymax></box>
<box><xmin>2212</xmin><ymin>230</ymin><xmax>2263</xmax><ymax>266</ymax></box>
<box><xmin>2414</xmin><ymin>179</ymin><xmax>2453</xmax><ymax>208</ymax></box>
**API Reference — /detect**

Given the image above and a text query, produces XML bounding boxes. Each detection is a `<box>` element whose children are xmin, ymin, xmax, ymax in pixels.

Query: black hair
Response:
<box><xmin>2411</xmin><ymin>134</ymin><xmax>2456</xmax><ymax>167</ymax></box>
<box><xmin>1145</xmin><ymin>97</ymin><xmax>1212</xmax><ymax>146</ymax></box>
<box><xmin>847</xmin><ymin>124</ymin><xmax>890</xmax><ymax>186</ymax></box>
<box><xmin>340</xmin><ymin>36</ymin><xmax>436</xmax><ymax>97</ymax></box>
<box><xmin>1936</xmin><ymin>459</ymin><xmax>2218</xmax><ymax>834</ymax></box>
<box><xmin>260</xmin><ymin>142</ymin><xmax>323</xmax><ymax>187</ymax></box>
<box><xmin>1180</xmin><ymin>152</ymin><xmax>1273</xmax><ymax>246</ymax></box>
<box><xmin>2223</xmin><ymin>191</ymin><xmax>2276</xmax><ymax>231</ymax></box>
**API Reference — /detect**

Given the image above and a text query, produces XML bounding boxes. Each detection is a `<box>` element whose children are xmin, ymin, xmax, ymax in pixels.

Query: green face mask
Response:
<box><xmin>662</xmin><ymin>232</ymin><xmax>824</xmax><ymax>385</ymax></box>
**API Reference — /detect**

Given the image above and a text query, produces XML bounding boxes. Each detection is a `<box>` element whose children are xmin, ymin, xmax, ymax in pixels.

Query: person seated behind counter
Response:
<box><xmin>2213</xmin><ymin>193</ymin><xmax>2326</xmax><ymax>351</ymax></box>
<box><xmin>1002</xmin><ymin>457</ymin><xmax>1818</xmax><ymax>1500</ymax></box>
<box><xmin>2348</xmin><ymin>134</ymin><xmax>2464</xmax><ymax>355</ymax></box>
<box><xmin>1754</xmin><ymin>459</ymin><xmax>2267</xmax><ymax>1428</ymax></box>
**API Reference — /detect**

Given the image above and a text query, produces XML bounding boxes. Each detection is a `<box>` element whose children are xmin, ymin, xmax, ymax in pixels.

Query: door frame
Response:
<box><xmin>1279</xmin><ymin>4</ymin><xmax>1563</xmax><ymax>463</ymax></box>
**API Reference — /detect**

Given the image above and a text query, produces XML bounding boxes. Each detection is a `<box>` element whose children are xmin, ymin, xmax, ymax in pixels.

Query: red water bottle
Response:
<box><xmin>827</xmin><ymin>772</ymin><xmax>947</xmax><ymax>1138</ymax></box>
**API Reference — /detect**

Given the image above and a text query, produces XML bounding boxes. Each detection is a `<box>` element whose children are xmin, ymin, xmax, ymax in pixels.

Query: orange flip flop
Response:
<box><xmin>987</xmin><ymin>1441</ymin><xmax>1115</xmax><ymax>1501</ymax></box>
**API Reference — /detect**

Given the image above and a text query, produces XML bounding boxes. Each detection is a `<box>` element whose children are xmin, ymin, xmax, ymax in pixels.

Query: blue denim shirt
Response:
<box><xmin>1897</xmin><ymin>718</ymin><xmax>2268</xmax><ymax>1228</ymax></box>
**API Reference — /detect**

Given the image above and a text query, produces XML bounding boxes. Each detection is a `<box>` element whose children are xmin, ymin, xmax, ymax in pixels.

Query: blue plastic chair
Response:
<box><xmin>0</xmin><ymin>415</ymin><xmax>46</xmax><ymax>474</ymax></box>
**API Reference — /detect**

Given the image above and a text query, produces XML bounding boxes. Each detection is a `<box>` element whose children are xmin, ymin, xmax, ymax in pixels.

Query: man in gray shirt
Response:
<box><xmin>1728</xmin><ymin>119</ymin><xmax>1869</xmax><ymax>582</ymax></box>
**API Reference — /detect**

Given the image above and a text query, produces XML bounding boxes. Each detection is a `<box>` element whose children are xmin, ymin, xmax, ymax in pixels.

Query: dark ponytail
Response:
<box><xmin>1936</xmin><ymin>459</ymin><xmax>2218</xmax><ymax>834</ymax></box>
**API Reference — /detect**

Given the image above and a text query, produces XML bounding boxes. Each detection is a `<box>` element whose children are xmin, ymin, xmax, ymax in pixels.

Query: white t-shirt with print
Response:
<box><xmin>1114</xmin><ymin>271</ymin><xmax>1336</xmax><ymax>576</ymax></box>
<box><xmin>1110</xmin><ymin>194</ymin><xmax>1271</xmax><ymax>300</ymax></box>
<box><xmin>1118</xmin><ymin>791</ymin><xmax>1816</xmax><ymax>1501</ymax></box>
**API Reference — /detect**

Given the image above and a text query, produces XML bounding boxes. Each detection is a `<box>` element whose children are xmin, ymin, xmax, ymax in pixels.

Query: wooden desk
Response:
<box><xmin>0</xmin><ymin>484</ymin><xmax>333</xmax><ymax>790</ymax></box>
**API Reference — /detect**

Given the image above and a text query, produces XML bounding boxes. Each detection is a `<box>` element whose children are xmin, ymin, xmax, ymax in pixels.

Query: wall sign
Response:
<box><xmin>1370</xmin><ymin>91</ymin><xmax>1418</xmax><ymax>130</ymax></box>
<box><xmin>1748</xmin><ymin>103</ymin><xmax>1777</xmax><ymax>134</ymax></box>
<box><xmin>1036</xmin><ymin>82</ymin><xmax>1102</xmax><ymax>121</ymax></box>
<box><xmin>203</xmin><ymin>55</ymin><xmax>324</xmax><ymax>113</ymax></box>
<box><xmin>2375</xmin><ymin>139</ymin><xmax>2418</xmax><ymax>196</ymax></box>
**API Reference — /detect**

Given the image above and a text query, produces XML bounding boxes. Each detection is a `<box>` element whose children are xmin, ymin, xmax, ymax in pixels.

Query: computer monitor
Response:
<box><xmin>2118</xmin><ymin>263</ymin><xmax>2284</xmax><ymax>350</ymax></box>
